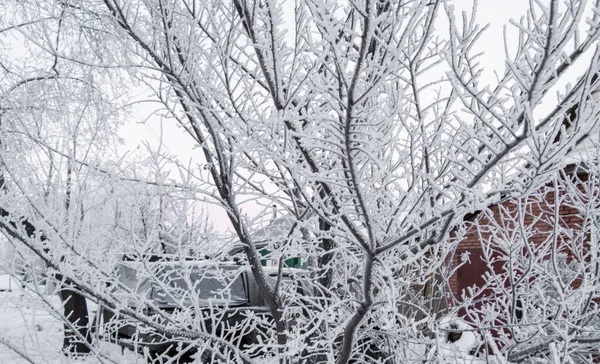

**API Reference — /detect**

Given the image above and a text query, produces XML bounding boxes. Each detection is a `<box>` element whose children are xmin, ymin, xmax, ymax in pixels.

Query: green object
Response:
<box><xmin>284</xmin><ymin>257</ymin><xmax>300</xmax><ymax>268</ymax></box>
<box><xmin>259</xmin><ymin>249</ymin><xmax>302</xmax><ymax>268</ymax></box>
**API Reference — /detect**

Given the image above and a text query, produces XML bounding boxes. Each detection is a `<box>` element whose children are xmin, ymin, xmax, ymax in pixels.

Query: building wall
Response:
<box><xmin>449</xmin><ymin>166</ymin><xmax>591</xmax><ymax>301</ymax></box>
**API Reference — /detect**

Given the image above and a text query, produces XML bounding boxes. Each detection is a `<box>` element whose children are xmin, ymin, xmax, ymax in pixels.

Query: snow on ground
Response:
<box><xmin>0</xmin><ymin>274</ymin><xmax>495</xmax><ymax>364</ymax></box>
<box><xmin>0</xmin><ymin>274</ymin><xmax>143</xmax><ymax>364</ymax></box>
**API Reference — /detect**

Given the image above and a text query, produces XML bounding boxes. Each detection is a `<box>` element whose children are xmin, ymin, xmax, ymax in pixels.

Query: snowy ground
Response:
<box><xmin>0</xmin><ymin>274</ymin><xmax>489</xmax><ymax>364</ymax></box>
<box><xmin>0</xmin><ymin>274</ymin><xmax>142</xmax><ymax>364</ymax></box>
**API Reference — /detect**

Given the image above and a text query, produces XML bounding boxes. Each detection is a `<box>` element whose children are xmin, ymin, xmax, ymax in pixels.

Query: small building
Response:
<box><xmin>447</xmin><ymin>161</ymin><xmax>600</xmax><ymax>358</ymax></box>
<box><xmin>230</xmin><ymin>216</ymin><xmax>306</xmax><ymax>268</ymax></box>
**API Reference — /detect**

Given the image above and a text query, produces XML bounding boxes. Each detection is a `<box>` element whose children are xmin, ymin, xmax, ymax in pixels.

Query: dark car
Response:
<box><xmin>95</xmin><ymin>257</ymin><xmax>303</xmax><ymax>363</ymax></box>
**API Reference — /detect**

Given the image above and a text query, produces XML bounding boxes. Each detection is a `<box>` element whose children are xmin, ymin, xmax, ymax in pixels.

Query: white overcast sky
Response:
<box><xmin>122</xmin><ymin>1</ymin><xmax>531</xmax><ymax>150</ymax></box>
<box><xmin>115</xmin><ymin>0</ymin><xmax>596</xmax><ymax>232</ymax></box>
<box><xmin>124</xmin><ymin>0</ymin><xmax>595</xmax><ymax>152</ymax></box>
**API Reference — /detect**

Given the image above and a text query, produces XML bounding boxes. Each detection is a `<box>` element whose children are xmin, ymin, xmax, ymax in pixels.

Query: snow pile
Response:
<box><xmin>437</xmin><ymin>316</ymin><xmax>486</xmax><ymax>364</ymax></box>
<box><xmin>0</xmin><ymin>275</ymin><xmax>140</xmax><ymax>363</ymax></box>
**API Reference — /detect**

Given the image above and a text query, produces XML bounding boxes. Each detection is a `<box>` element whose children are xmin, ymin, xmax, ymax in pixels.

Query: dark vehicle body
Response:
<box><xmin>95</xmin><ymin>258</ymin><xmax>303</xmax><ymax>362</ymax></box>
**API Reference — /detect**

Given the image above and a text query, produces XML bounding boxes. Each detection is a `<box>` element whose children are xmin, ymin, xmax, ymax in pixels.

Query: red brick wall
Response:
<box><xmin>449</xmin><ymin>167</ymin><xmax>591</xmax><ymax>300</ymax></box>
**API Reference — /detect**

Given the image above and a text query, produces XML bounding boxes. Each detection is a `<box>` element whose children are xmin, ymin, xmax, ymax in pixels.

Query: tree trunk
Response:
<box><xmin>0</xmin><ymin>196</ymin><xmax>92</xmax><ymax>354</ymax></box>
<box><xmin>58</xmin><ymin>281</ymin><xmax>92</xmax><ymax>355</ymax></box>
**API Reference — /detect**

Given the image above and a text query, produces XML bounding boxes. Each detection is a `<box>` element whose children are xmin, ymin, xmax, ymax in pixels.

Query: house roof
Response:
<box><xmin>226</xmin><ymin>216</ymin><xmax>297</xmax><ymax>256</ymax></box>
<box><xmin>251</xmin><ymin>216</ymin><xmax>297</xmax><ymax>244</ymax></box>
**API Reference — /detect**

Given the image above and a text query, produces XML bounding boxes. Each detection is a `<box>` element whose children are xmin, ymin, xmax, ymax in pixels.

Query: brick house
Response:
<box><xmin>448</xmin><ymin>72</ymin><xmax>600</xmax><ymax>305</ymax></box>
<box><xmin>449</xmin><ymin>73</ymin><xmax>600</xmax><ymax>306</ymax></box>
<box><xmin>450</xmin><ymin>163</ymin><xmax>595</xmax><ymax>302</ymax></box>
<box><xmin>444</xmin><ymin>161</ymin><xmax>600</xmax><ymax>360</ymax></box>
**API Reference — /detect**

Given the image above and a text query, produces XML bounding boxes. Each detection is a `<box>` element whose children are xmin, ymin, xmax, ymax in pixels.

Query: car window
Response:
<box><xmin>152</xmin><ymin>265</ymin><xmax>248</xmax><ymax>306</ymax></box>
<box><xmin>116</xmin><ymin>262</ymin><xmax>248</xmax><ymax>307</ymax></box>
<box><xmin>160</xmin><ymin>270</ymin><xmax>247</xmax><ymax>301</ymax></box>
